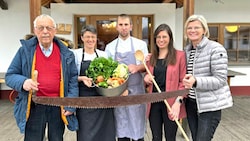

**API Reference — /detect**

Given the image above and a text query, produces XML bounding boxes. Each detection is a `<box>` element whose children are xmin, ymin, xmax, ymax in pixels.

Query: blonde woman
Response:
<box><xmin>182</xmin><ymin>14</ymin><xmax>233</xmax><ymax>141</ymax></box>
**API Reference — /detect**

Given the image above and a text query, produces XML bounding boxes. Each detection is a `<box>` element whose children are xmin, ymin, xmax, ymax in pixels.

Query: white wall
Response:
<box><xmin>0</xmin><ymin>0</ymin><xmax>250</xmax><ymax>89</ymax></box>
<box><xmin>195</xmin><ymin>0</ymin><xmax>250</xmax><ymax>23</ymax></box>
<box><xmin>0</xmin><ymin>0</ymin><xmax>30</xmax><ymax>73</ymax></box>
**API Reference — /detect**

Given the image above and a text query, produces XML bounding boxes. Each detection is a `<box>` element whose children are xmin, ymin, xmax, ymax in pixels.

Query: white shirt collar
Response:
<box><xmin>39</xmin><ymin>43</ymin><xmax>53</xmax><ymax>57</ymax></box>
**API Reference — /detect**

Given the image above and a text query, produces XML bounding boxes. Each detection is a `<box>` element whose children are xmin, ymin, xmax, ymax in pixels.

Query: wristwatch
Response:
<box><xmin>175</xmin><ymin>97</ymin><xmax>183</xmax><ymax>104</ymax></box>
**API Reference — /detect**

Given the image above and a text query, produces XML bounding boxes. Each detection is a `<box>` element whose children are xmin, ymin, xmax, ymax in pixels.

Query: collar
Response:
<box><xmin>118</xmin><ymin>36</ymin><xmax>130</xmax><ymax>42</ymax></box>
<box><xmin>39</xmin><ymin>43</ymin><xmax>53</xmax><ymax>57</ymax></box>
<box><xmin>39</xmin><ymin>43</ymin><xmax>53</xmax><ymax>52</ymax></box>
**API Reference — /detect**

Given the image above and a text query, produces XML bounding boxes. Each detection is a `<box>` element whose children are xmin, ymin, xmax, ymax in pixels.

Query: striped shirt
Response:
<box><xmin>187</xmin><ymin>48</ymin><xmax>196</xmax><ymax>99</ymax></box>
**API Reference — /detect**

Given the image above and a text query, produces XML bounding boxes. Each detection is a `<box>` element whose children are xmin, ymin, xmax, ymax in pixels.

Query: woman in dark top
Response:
<box><xmin>144</xmin><ymin>23</ymin><xmax>187</xmax><ymax>141</ymax></box>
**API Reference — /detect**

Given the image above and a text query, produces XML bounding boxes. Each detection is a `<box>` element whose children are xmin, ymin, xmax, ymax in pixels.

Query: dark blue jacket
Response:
<box><xmin>5</xmin><ymin>36</ymin><xmax>79</xmax><ymax>133</ymax></box>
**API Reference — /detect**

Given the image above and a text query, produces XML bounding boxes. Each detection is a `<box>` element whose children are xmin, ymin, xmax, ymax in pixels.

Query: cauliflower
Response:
<box><xmin>112</xmin><ymin>64</ymin><xmax>129</xmax><ymax>79</ymax></box>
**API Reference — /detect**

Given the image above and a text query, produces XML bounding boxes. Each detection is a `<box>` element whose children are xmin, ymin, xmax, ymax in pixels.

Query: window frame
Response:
<box><xmin>208</xmin><ymin>23</ymin><xmax>250</xmax><ymax>66</ymax></box>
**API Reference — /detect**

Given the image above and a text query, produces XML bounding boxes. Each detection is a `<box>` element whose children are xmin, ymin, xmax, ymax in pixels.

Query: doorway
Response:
<box><xmin>74</xmin><ymin>15</ymin><xmax>153</xmax><ymax>51</ymax></box>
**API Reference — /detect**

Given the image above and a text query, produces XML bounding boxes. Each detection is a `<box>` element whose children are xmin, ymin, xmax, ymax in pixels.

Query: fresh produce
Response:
<box><xmin>97</xmin><ymin>81</ymin><xmax>108</xmax><ymax>88</ymax></box>
<box><xmin>85</xmin><ymin>57</ymin><xmax>129</xmax><ymax>88</ymax></box>
<box><xmin>96</xmin><ymin>75</ymin><xmax>105</xmax><ymax>83</ymax></box>
<box><xmin>85</xmin><ymin>57</ymin><xmax>118</xmax><ymax>82</ymax></box>
<box><xmin>112</xmin><ymin>63</ymin><xmax>129</xmax><ymax>79</ymax></box>
<box><xmin>107</xmin><ymin>77</ymin><xmax>126</xmax><ymax>88</ymax></box>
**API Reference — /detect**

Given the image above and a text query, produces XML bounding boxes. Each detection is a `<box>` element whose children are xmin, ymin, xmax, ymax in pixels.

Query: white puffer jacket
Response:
<box><xmin>185</xmin><ymin>37</ymin><xmax>233</xmax><ymax>113</ymax></box>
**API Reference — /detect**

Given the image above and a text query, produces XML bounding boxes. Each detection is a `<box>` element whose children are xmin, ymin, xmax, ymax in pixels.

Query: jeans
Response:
<box><xmin>185</xmin><ymin>98</ymin><xmax>221</xmax><ymax>141</ymax></box>
<box><xmin>24</xmin><ymin>103</ymin><xmax>65</xmax><ymax>141</ymax></box>
<box><xmin>149</xmin><ymin>102</ymin><xmax>177</xmax><ymax>141</ymax></box>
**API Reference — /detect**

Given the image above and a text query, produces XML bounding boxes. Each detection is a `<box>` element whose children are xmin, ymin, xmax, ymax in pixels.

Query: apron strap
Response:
<box><xmin>81</xmin><ymin>48</ymin><xmax>99</xmax><ymax>62</ymax></box>
<box><xmin>115</xmin><ymin>37</ymin><xmax>135</xmax><ymax>63</ymax></box>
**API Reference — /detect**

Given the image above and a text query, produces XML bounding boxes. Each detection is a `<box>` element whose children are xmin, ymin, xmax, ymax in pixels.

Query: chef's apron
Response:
<box><xmin>114</xmin><ymin>38</ymin><xmax>147</xmax><ymax>140</ymax></box>
<box><xmin>76</xmin><ymin>49</ymin><xmax>115</xmax><ymax>141</ymax></box>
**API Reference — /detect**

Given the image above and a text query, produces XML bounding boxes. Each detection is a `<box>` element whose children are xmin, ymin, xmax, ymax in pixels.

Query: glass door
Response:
<box><xmin>74</xmin><ymin>15</ymin><xmax>153</xmax><ymax>51</ymax></box>
<box><xmin>90</xmin><ymin>15</ymin><xmax>118</xmax><ymax>50</ymax></box>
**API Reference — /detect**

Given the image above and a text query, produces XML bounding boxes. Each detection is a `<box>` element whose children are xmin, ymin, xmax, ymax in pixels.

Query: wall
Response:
<box><xmin>195</xmin><ymin>0</ymin><xmax>250</xmax><ymax>23</ymax></box>
<box><xmin>0</xmin><ymin>0</ymin><xmax>30</xmax><ymax>73</ymax></box>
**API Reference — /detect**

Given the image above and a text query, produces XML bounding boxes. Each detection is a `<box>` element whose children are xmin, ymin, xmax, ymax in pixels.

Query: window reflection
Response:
<box><xmin>142</xmin><ymin>16</ymin><xmax>152</xmax><ymax>51</ymax></box>
<box><xmin>75</xmin><ymin>15</ymin><xmax>153</xmax><ymax>52</ymax></box>
<box><xmin>77</xmin><ymin>17</ymin><xmax>86</xmax><ymax>48</ymax></box>
<box><xmin>224</xmin><ymin>25</ymin><xmax>250</xmax><ymax>62</ymax></box>
<box><xmin>209</xmin><ymin>26</ymin><xmax>219</xmax><ymax>42</ymax></box>
<box><xmin>96</xmin><ymin>20</ymin><xmax>118</xmax><ymax>51</ymax></box>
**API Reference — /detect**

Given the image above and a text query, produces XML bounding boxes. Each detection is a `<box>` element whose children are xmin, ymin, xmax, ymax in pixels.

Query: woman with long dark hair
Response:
<box><xmin>144</xmin><ymin>23</ymin><xmax>187</xmax><ymax>141</ymax></box>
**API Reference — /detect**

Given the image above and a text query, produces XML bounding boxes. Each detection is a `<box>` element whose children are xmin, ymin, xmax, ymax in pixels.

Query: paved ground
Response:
<box><xmin>1</xmin><ymin>96</ymin><xmax>250</xmax><ymax>141</ymax></box>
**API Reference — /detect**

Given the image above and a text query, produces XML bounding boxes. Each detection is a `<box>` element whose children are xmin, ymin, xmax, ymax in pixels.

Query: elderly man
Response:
<box><xmin>5</xmin><ymin>14</ymin><xmax>79</xmax><ymax>141</ymax></box>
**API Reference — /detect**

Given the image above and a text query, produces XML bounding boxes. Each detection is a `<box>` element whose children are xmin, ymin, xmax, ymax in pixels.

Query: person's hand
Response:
<box><xmin>145</xmin><ymin>53</ymin><xmax>152</xmax><ymax>62</ymax></box>
<box><xmin>169</xmin><ymin>102</ymin><xmax>181</xmax><ymax>121</ymax></box>
<box><xmin>62</xmin><ymin>109</ymin><xmax>73</xmax><ymax>116</ymax></box>
<box><xmin>183</xmin><ymin>74</ymin><xmax>196</xmax><ymax>89</ymax></box>
<box><xmin>79</xmin><ymin>76</ymin><xmax>93</xmax><ymax>87</ymax></box>
<box><xmin>128</xmin><ymin>64</ymin><xmax>139</xmax><ymax>74</ymax></box>
<box><xmin>144</xmin><ymin>74</ymin><xmax>154</xmax><ymax>85</ymax></box>
<box><xmin>23</xmin><ymin>79</ymin><xmax>39</xmax><ymax>91</ymax></box>
<box><xmin>120</xmin><ymin>89</ymin><xmax>129</xmax><ymax>96</ymax></box>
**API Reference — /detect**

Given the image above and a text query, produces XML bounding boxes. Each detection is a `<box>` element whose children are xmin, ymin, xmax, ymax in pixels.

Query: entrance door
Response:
<box><xmin>74</xmin><ymin>15</ymin><xmax>153</xmax><ymax>51</ymax></box>
<box><xmin>90</xmin><ymin>15</ymin><xmax>118</xmax><ymax>50</ymax></box>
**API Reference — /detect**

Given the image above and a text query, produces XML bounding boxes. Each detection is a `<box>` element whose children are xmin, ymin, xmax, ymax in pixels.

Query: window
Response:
<box><xmin>208</xmin><ymin>23</ymin><xmax>250</xmax><ymax>65</ymax></box>
<box><xmin>208</xmin><ymin>25</ymin><xmax>219</xmax><ymax>42</ymax></box>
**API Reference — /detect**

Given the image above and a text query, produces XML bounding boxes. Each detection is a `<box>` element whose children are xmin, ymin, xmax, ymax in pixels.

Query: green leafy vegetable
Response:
<box><xmin>85</xmin><ymin>57</ymin><xmax>118</xmax><ymax>81</ymax></box>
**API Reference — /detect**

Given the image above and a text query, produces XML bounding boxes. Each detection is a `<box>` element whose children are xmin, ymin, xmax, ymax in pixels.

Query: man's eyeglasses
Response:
<box><xmin>35</xmin><ymin>26</ymin><xmax>55</xmax><ymax>31</ymax></box>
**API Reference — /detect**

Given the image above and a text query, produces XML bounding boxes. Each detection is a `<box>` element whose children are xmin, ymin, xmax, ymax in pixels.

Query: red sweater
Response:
<box><xmin>35</xmin><ymin>43</ymin><xmax>61</xmax><ymax>97</ymax></box>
